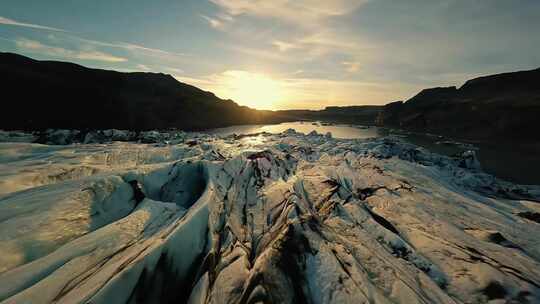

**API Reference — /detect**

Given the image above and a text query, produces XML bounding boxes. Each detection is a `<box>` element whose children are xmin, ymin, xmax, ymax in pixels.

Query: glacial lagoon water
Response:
<box><xmin>207</xmin><ymin>122</ymin><xmax>540</xmax><ymax>185</ymax></box>
<box><xmin>206</xmin><ymin>121</ymin><xmax>381</xmax><ymax>139</ymax></box>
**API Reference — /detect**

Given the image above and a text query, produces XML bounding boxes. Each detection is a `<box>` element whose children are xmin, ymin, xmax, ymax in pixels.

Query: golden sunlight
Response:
<box><xmin>219</xmin><ymin>70</ymin><xmax>284</xmax><ymax>110</ymax></box>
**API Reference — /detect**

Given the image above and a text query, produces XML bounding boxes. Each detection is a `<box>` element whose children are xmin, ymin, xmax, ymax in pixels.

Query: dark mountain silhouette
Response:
<box><xmin>2</xmin><ymin>52</ymin><xmax>539</xmax><ymax>141</ymax></box>
<box><xmin>376</xmin><ymin>68</ymin><xmax>540</xmax><ymax>140</ymax></box>
<box><xmin>0</xmin><ymin>52</ymin><xmax>287</xmax><ymax>131</ymax></box>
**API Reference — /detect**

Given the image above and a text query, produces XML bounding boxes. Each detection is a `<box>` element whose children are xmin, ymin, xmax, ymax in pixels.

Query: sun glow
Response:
<box><xmin>219</xmin><ymin>70</ymin><xmax>284</xmax><ymax>110</ymax></box>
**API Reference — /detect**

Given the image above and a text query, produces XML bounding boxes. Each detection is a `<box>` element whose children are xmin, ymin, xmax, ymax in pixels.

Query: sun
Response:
<box><xmin>221</xmin><ymin>71</ymin><xmax>284</xmax><ymax>110</ymax></box>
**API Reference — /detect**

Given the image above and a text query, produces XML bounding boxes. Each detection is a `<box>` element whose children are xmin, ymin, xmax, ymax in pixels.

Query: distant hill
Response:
<box><xmin>0</xmin><ymin>53</ymin><xmax>287</xmax><ymax>131</ymax></box>
<box><xmin>376</xmin><ymin>68</ymin><xmax>540</xmax><ymax>140</ymax></box>
<box><xmin>278</xmin><ymin>105</ymin><xmax>383</xmax><ymax>125</ymax></box>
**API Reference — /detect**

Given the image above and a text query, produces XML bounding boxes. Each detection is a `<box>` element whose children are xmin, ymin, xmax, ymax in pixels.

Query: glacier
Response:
<box><xmin>0</xmin><ymin>129</ymin><xmax>539</xmax><ymax>303</ymax></box>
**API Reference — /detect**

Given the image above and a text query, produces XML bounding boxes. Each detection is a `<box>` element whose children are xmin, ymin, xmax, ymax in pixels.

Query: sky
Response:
<box><xmin>1</xmin><ymin>0</ymin><xmax>539</xmax><ymax>110</ymax></box>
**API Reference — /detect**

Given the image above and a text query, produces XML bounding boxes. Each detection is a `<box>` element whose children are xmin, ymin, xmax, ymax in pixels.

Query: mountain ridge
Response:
<box><xmin>0</xmin><ymin>52</ymin><xmax>287</xmax><ymax>131</ymax></box>
<box><xmin>2</xmin><ymin>52</ymin><xmax>539</xmax><ymax>141</ymax></box>
<box><xmin>376</xmin><ymin>66</ymin><xmax>540</xmax><ymax>140</ymax></box>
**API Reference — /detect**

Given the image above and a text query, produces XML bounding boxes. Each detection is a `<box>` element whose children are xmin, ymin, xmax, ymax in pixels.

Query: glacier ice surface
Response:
<box><xmin>0</xmin><ymin>129</ymin><xmax>539</xmax><ymax>303</ymax></box>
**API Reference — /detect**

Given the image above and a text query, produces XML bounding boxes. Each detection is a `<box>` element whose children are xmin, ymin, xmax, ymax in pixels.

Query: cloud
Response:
<box><xmin>0</xmin><ymin>16</ymin><xmax>188</xmax><ymax>60</ymax></box>
<box><xmin>342</xmin><ymin>61</ymin><xmax>361</xmax><ymax>73</ymax></box>
<box><xmin>200</xmin><ymin>13</ymin><xmax>235</xmax><ymax>31</ymax></box>
<box><xmin>134</xmin><ymin>64</ymin><xmax>184</xmax><ymax>74</ymax></box>
<box><xmin>15</xmin><ymin>38</ymin><xmax>127</xmax><ymax>62</ymax></box>
<box><xmin>207</xmin><ymin>1</ymin><xmax>373</xmax><ymax>65</ymax></box>
<box><xmin>209</xmin><ymin>0</ymin><xmax>367</xmax><ymax>26</ymax></box>
<box><xmin>136</xmin><ymin>64</ymin><xmax>151</xmax><ymax>71</ymax></box>
<box><xmin>74</xmin><ymin>36</ymin><xmax>189</xmax><ymax>58</ymax></box>
<box><xmin>272</xmin><ymin>40</ymin><xmax>299</xmax><ymax>52</ymax></box>
<box><xmin>217</xmin><ymin>13</ymin><xmax>234</xmax><ymax>22</ymax></box>
<box><xmin>0</xmin><ymin>16</ymin><xmax>67</xmax><ymax>32</ymax></box>
<box><xmin>201</xmin><ymin>15</ymin><xmax>224</xmax><ymax>29</ymax></box>
<box><xmin>124</xmin><ymin>43</ymin><xmax>189</xmax><ymax>58</ymax></box>
<box><xmin>226</xmin><ymin>44</ymin><xmax>293</xmax><ymax>63</ymax></box>
<box><xmin>165</xmin><ymin>67</ymin><xmax>184</xmax><ymax>74</ymax></box>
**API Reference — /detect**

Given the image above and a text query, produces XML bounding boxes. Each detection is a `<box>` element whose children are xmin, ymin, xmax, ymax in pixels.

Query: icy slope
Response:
<box><xmin>0</xmin><ymin>130</ymin><xmax>539</xmax><ymax>304</ymax></box>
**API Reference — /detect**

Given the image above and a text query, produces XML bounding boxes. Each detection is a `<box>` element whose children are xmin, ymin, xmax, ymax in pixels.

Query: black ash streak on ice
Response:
<box><xmin>0</xmin><ymin>129</ymin><xmax>539</xmax><ymax>303</ymax></box>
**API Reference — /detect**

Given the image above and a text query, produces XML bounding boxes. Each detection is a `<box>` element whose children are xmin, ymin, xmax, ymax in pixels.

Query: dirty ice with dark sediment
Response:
<box><xmin>0</xmin><ymin>129</ymin><xmax>539</xmax><ymax>304</ymax></box>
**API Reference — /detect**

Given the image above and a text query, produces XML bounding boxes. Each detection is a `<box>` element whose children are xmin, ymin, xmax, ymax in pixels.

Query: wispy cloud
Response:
<box><xmin>0</xmin><ymin>15</ymin><xmax>188</xmax><ymax>59</ymax></box>
<box><xmin>136</xmin><ymin>64</ymin><xmax>151</xmax><ymax>71</ymax></box>
<box><xmin>124</xmin><ymin>42</ymin><xmax>188</xmax><ymax>57</ymax></box>
<box><xmin>207</xmin><ymin>1</ymin><xmax>373</xmax><ymax>66</ymax></box>
<box><xmin>272</xmin><ymin>40</ymin><xmax>299</xmax><ymax>52</ymax></box>
<box><xmin>201</xmin><ymin>15</ymin><xmax>224</xmax><ymax>29</ymax></box>
<box><xmin>15</xmin><ymin>38</ymin><xmax>127</xmax><ymax>62</ymax></box>
<box><xmin>164</xmin><ymin>66</ymin><xmax>184</xmax><ymax>74</ymax></box>
<box><xmin>0</xmin><ymin>16</ymin><xmax>67</xmax><ymax>32</ymax></box>
<box><xmin>131</xmin><ymin>64</ymin><xmax>185</xmax><ymax>75</ymax></box>
<box><xmin>200</xmin><ymin>13</ymin><xmax>235</xmax><ymax>30</ymax></box>
<box><xmin>73</xmin><ymin>36</ymin><xmax>189</xmax><ymax>58</ymax></box>
<box><xmin>342</xmin><ymin>61</ymin><xmax>361</xmax><ymax>73</ymax></box>
<box><xmin>209</xmin><ymin>0</ymin><xmax>368</xmax><ymax>27</ymax></box>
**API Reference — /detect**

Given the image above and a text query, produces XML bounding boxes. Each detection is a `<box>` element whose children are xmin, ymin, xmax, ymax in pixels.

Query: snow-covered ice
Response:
<box><xmin>0</xmin><ymin>129</ymin><xmax>539</xmax><ymax>303</ymax></box>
